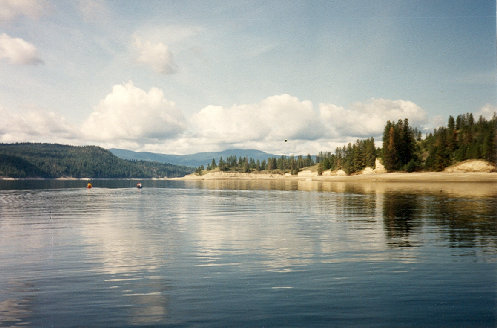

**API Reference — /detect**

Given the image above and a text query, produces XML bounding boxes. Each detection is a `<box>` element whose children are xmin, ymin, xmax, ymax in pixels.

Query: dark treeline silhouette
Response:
<box><xmin>382</xmin><ymin>113</ymin><xmax>496</xmax><ymax>172</ymax></box>
<box><xmin>197</xmin><ymin>112</ymin><xmax>496</xmax><ymax>175</ymax></box>
<box><xmin>0</xmin><ymin>143</ymin><xmax>193</xmax><ymax>178</ymax></box>
<box><xmin>382</xmin><ymin>118</ymin><xmax>422</xmax><ymax>172</ymax></box>
<box><xmin>197</xmin><ymin>154</ymin><xmax>315</xmax><ymax>175</ymax></box>
<box><xmin>423</xmin><ymin>113</ymin><xmax>497</xmax><ymax>171</ymax></box>
<box><xmin>316</xmin><ymin>138</ymin><xmax>377</xmax><ymax>175</ymax></box>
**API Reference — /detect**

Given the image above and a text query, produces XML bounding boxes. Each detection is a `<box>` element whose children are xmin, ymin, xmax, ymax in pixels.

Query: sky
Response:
<box><xmin>0</xmin><ymin>0</ymin><xmax>495</xmax><ymax>155</ymax></box>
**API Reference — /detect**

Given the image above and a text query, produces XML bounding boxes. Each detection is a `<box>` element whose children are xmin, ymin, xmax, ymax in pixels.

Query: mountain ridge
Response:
<box><xmin>0</xmin><ymin>143</ymin><xmax>193</xmax><ymax>178</ymax></box>
<box><xmin>109</xmin><ymin>148</ymin><xmax>281</xmax><ymax>167</ymax></box>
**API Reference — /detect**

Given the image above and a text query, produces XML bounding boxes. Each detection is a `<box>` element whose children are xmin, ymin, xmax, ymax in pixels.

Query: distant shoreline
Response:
<box><xmin>1</xmin><ymin>172</ymin><xmax>496</xmax><ymax>183</ymax></box>
<box><xmin>0</xmin><ymin>177</ymin><xmax>168</xmax><ymax>181</ymax></box>
<box><xmin>176</xmin><ymin>171</ymin><xmax>497</xmax><ymax>183</ymax></box>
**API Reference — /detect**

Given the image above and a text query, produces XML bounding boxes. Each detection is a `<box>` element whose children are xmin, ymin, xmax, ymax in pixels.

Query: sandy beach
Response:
<box><xmin>173</xmin><ymin>170</ymin><xmax>497</xmax><ymax>199</ymax></box>
<box><xmin>178</xmin><ymin>171</ymin><xmax>497</xmax><ymax>183</ymax></box>
<box><xmin>177</xmin><ymin>159</ymin><xmax>496</xmax><ymax>183</ymax></box>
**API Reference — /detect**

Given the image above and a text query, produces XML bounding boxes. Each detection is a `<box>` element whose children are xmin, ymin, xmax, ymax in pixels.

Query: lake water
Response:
<box><xmin>0</xmin><ymin>179</ymin><xmax>496</xmax><ymax>327</ymax></box>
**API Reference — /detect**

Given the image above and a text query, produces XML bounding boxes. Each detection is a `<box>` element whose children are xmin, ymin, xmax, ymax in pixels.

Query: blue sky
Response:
<box><xmin>0</xmin><ymin>0</ymin><xmax>495</xmax><ymax>154</ymax></box>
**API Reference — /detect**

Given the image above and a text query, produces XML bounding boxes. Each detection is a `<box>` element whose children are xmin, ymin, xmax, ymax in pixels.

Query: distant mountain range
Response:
<box><xmin>110</xmin><ymin>148</ymin><xmax>280</xmax><ymax>168</ymax></box>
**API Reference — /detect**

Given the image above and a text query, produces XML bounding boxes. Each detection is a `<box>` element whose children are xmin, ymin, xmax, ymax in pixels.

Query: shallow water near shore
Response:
<box><xmin>0</xmin><ymin>180</ymin><xmax>496</xmax><ymax>327</ymax></box>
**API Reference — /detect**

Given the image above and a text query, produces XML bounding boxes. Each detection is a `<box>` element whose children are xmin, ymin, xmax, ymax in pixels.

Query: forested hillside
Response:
<box><xmin>0</xmin><ymin>143</ymin><xmax>193</xmax><ymax>178</ymax></box>
<box><xmin>318</xmin><ymin>113</ymin><xmax>496</xmax><ymax>173</ymax></box>
<box><xmin>316</xmin><ymin>138</ymin><xmax>377</xmax><ymax>175</ymax></box>
<box><xmin>422</xmin><ymin>113</ymin><xmax>496</xmax><ymax>171</ymax></box>
<box><xmin>382</xmin><ymin>113</ymin><xmax>496</xmax><ymax>172</ymax></box>
<box><xmin>110</xmin><ymin>148</ymin><xmax>278</xmax><ymax>168</ymax></box>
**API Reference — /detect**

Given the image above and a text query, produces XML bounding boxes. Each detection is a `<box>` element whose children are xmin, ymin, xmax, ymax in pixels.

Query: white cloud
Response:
<box><xmin>191</xmin><ymin>94</ymin><xmax>322</xmax><ymax>144</ymax></box>
<box><xmin>191</xmin><ymin>95</ymin><xmax>427</xmax><ymax>150</ymax></box>
<box><xmin>0</xmin><ymin>106</ymin><xmax>78</xmax><ymax>143</ymax></box>
<box><xmin>319</xmin><ymin>98</ymin><xmax>427</xmax><ymax>138</ymax></box>
<box><xmin>187</xmin><ymin>96</ymin><xmax>428</xmax><ymax>154</ymax></box>
<box><xmin>82</xmin><ymin>81</ymin><xmax>186</xmax><ymax>142</ymax></box>
<box><xmin>429</xmin><ymin>115</ymin><xmax>448</xmax><ymax>130</ymax></box>
<box><xmin>0</xmin><ymin>33</ymin><xmax>43</xmax><ymax>65</ymax></box>
<box><xmin>0</xmin><ymin>0</ymin><xmax>46</xmax><ymax>21</ymax></box>
<box><xmin>133</xmin><ymin>37</ymin><xmax>177</xmax><ymax>74</ymax></box>
<box><xmin>476</xmin><ymin>104</ymin><xmax>497</xmax><ymax>120</ymax></box>
<box><xmin>0</xmin><ymin>87</ymin><xmax>430</xmax><ymax>155</ymax></box>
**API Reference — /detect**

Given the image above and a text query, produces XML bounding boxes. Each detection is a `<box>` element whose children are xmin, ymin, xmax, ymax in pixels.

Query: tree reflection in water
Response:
<box><xmin>429</xmin><ymin>196</ymin><xmax>497</xmax><ymax>251</ymax></box>
<box><xmin>382</xmin><ymin>194</ymin><xmax>422</xmax><ymax>248</ymax></box>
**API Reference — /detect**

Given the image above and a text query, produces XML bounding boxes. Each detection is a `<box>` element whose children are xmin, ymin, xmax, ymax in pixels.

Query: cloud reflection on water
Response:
<box><xmin>187</xmin><ymin>179</ymin><xmax>497</xmax><ymax>267</ymax></box>
<box><xmin>75</xmin><ymin>189</ymin><xmax>173</xmax><ymax>326</ymax></box>
<box><xmin>0</xmin><ymin>181</ymin><xmax>495</xmax><ymax>326</ymax></box>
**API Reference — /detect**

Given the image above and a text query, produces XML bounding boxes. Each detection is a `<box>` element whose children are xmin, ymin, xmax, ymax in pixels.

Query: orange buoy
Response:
<box><xmin>87</xmin><ymin>183</ymin><xmax>92</xmax><ymax>189</ymax></box>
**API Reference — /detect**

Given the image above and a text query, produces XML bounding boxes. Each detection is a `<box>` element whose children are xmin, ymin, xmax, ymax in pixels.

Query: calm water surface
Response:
<box><xmin>0</xmin><ymin>179</ymin><xmax>496</xmax><ymax>327</ymax></box>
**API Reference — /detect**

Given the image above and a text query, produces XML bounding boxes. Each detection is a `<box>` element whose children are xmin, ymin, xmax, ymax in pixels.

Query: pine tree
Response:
<box><xmin>383</xmin><ymin>124</ymin><xmax>398</xmax><ymax>171</ymax></box>
<box><xmin>365</xmin><ymin>137</ymin><xmax>376</xmax><ymax>168</ymax></box>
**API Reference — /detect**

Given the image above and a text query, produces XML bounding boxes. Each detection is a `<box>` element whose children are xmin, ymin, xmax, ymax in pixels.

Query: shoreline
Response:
<box><xmin>0</xmin><ymin>177</ymin><xmax>168</xmax><ymax>181</ymax></box>
<box><xmin>1</xmin><ymin>172</ymin><xmax>496</xmax><ymax>183</ymax></box>
<box><xmin>175</xmin><ymin>171</ymin><xmax>497</xmax><ymax>183</ymax></box>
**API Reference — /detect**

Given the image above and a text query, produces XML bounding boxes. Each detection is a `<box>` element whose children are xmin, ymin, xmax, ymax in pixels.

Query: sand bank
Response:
<box><xmin>178</xmin><ymin>171</ymin><xmax>497</xmax><ymax>183</ymax></box>
<box><xmin>178</xmin><ymin>159</ymin><xmax>496</xmax><ymax>183</ymax></box>
<box><xmin>176</xmin><ymin>172</ymin><xmax>497</xmax><ymax>198</ymax></box>
<box><xmin>314</xmin><ymin>172</ymin><xmax>497</xmax><ymax>182</ymax></box>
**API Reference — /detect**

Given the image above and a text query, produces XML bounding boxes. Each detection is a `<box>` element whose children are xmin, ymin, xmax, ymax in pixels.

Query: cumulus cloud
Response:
<box><xmin>476</xmin><ymin>104</ymin><xmax>497</xmax><ymax>120</ymax></box>
<box><xmin>0</xmin><ymin>33</ymin><xmax>43</xmax><ymax>65</ymax></box>
<box><xmin>192</xmin><ymin>94</ymin><xmax>322</xmax><ymax>143</ymax></box>
<box><xmin>0</xmin><ymin>87</ymin><xmax>430</xmax><ymax>155</ymax></box>
<box><xmin>0</xmin><ymin>106</ymin><xmax>78</xmax><ymax>143</ymax></box>
<box><xmin>82</xmin><ymin>81</ymin><xmax>185</xmax><ymax>142</ymax></box>
<box><xmin>187</xmin><ymin>95</ymin><xmax>428</xmax><ymax>154</ymax></box>
<box><xmin>0</xmin><ymin>0</ymin><xmax>46</xmax><ymax>21</ymax></box>
<box><xmin>319</xmin><ymin>98</ymin><xmax>427</xmax><ymax>138</ymax></box>
<box><xmin>192</xmin><ymin>96</ymin><xmax>427</xmax><ymax>145</ymax></box>
<box><xmin>133</xmin><ymin>37</ymin><xmax>177</xmax><ymax>74</ymax></box>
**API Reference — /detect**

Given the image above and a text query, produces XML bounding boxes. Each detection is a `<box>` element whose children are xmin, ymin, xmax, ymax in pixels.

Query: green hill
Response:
<box><xmin>110</xmin><ymin>148</ymin><xmax>280</xmax><ymax>167</ymax></box>
<box><xmin>0</xmin><ymin>143</ymin><xmax>193</xmax><ymax>178</ymax></box>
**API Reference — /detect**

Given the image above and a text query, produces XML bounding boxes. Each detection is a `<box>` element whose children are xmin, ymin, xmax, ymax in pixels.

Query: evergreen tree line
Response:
<box><xmin>382</xmin><ymin>113</ymin><xmax>496</xmax><ymax>172</ymax></box>
<box><xmin>382</xmin><ymin>118</ymin><xmax>421</xmax><ymax>172</ymax></box>
<box><xmin>199</xmin><ymin>154</ymin><xmax>315</xmax><ymax>175</ymax></box>
<box><xmin>422</xmin><ymin>113</ymin><xmax>497</xmax><ymax>171</ymax></box>
<box><xmin>318</xmin><ymin>113</ymin><xmax>496</xmax><ymax>174</ymax></box>
<box><xmin>0</xmin><ymin>143</ymin><xmax>193</xmax><ymax>178</ymax></box>
<box><xmin>195</xmin><ymin>112</ymin><xmax>496</xmax><ymax>175</ymax></box>
<box><xmin>316</xmin><ymin>138</ymin><xmax>376</xmax><ymax>175</ymax></box>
